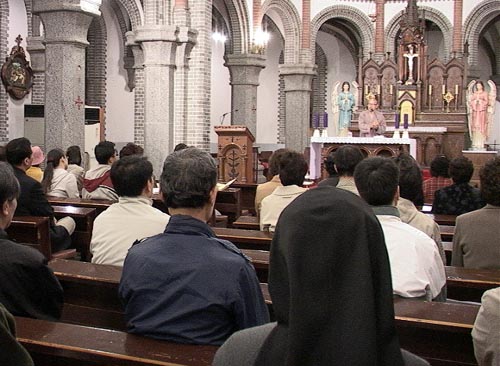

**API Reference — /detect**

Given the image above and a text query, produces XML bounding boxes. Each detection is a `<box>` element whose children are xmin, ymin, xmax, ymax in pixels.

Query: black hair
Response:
<box><xmin>342</xmin><ymin>81</ymin><xmax>350</xmax><ymax>91</ymax></box>
<box><xmin>354</xmin><ymin>157</ymin><xmax>399</xmax><ymax>206</ymax></box>
<box><xmin>161</xmin><ymin>148</ymin><xmax>217</xmax><ymax>209</ymax></box>
<box><xmin>334</xmin><ymin>145</ymin><xmax>364</xmax><ymax>176</ymax></box>
<box><xmin>449</xmin><ymin>156</ymin><xmax>474</xmax><ymax>184</ymax></box>
<box><xmin>0</xmin><ymin>162</ymin><xmax>20</xmax><ymax>206</ymax></box>
<box><xmin>111</xmin><ymin>156</ymin><xmax>153</xmax><ymax>197</ymax></box>
<box><xmin>430</xmin><ymin>155</ymin><xmax>450</xmax><ymax>178</ymax></box>
<box><xmin>279</xmin><ymin>150</ymin><xmax>308</xmax><ymax>186</ymax></box>
<box><xmin>173</xmin><ymin>143</ymin><xmax>189</xmax><ymax>152</ymax></box>
<box><xmin>66</xmin><ymin>145</ymin><xmax>82</xmax><ymax>166</ymax></box>
<box><xmin>324</xmin><ymin>150</ymin><xmax>337</xmax><ymax>177</ymax></box>
<box><xmin>119</xmin><ymin>143</ymin><xmax>144</xmax><ymax>159</ymax></box>
<box><xmin>268</xmin><ymin>148</ymin><xmax>287</xmax><ymax>177</ymax></box>
<box><xmin>5</xmin><ymin>137</ymin><xmax>32</xmax><ymax>166</ymax></box>
<box><xmin>95</xmin><ymin>141</ymin><xmax>116</xmax><ymax>165</ymax></box>
<box><xmin>394</xmin><ymin>153</ymin><xmax>424</xmax><ymax>206</ymax></box>
<box><xmin>42</xmin><ymin>149</ymin><xmax>65</xmax><ymax>194</ymax></box>
<box><xmin>480</xmin><ymin>157</ymin><xmax>500</xmax><ymax>206</ymax></box>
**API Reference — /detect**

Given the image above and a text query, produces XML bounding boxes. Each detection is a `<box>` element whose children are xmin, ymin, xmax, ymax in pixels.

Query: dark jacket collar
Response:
<box><xmin>164</xmin><ymin>215</ymin><xmax>215</xmax><ymax>237</ymax></box>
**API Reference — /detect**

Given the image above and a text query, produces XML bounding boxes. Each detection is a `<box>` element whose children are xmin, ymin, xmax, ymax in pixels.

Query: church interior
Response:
<box><xmin>0</xmin><ymin>1</ymin><xmax>500</xmax><ymax>365</ymax></box>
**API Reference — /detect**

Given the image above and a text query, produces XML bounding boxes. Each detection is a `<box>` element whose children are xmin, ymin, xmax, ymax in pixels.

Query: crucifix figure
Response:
<box><xmin>74</xmin><ymin>95</ymin><xmax>84</xmax><ymax>110</ymax></box>
<box><xmin>403</xmin><ymin>44</ymin><xmax>418</xmax><ymax>85</ymax></box>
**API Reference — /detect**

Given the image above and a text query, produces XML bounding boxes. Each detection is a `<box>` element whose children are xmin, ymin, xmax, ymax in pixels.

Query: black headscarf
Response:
<box><xmin>255</xmin><ymin>186</ymin><xmax>404</xmax><ymax>366</ymax></box>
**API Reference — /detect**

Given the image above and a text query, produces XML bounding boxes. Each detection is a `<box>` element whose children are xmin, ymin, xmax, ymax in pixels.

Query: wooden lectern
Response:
<box><xmin>215</xmin><ymin>125</ymin><xmax>255</xmax><ymax>183</ymax></box>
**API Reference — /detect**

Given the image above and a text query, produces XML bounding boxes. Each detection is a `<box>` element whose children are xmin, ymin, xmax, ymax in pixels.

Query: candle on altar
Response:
<box><xmin>442</xmin><ymin>85</ymin><xmax>446</xmax><ymax>94</ymax></box>
<box><xmin>455</xmin><ymin>85</ymin><xmax>459</xmax><ymax>94</ymax></box>
<box><xmin>364</xmin><ymin>85</ymin><xmax>369</xmax><ymax>94</ymax></box>
<box><xmin>403</xmin><ymin>114</ymin><xmax>409</xmax><ymax>129</ymax></box>
<box><xmin>377</xmin><ymin>85</ymin><xmax>381</xmax><ymax>94</ymax></box>
<box><xmin>428</xmin><ymin>85</ymin><xmax>432</xmax><ymax>95</ymax></box>
<box><xmin>390</xmin><ymin>85</ymin><xmax>393</xmax><ymax>95</ymax></box>
<box><xmin>394</xmin><ymin>113</ymin><xmax>400</xmax><ymax>129</ymax></box>
<box><xmin>323</xmin><ymin>112</ymin><xmax>328</xmax><ymax>128</ymax></box>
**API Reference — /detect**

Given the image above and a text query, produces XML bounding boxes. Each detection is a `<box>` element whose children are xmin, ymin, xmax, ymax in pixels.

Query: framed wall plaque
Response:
<box><xmin>1</xmin><ymin>35</ymin><xmax>33</xmax><ymax>100</ymax></box>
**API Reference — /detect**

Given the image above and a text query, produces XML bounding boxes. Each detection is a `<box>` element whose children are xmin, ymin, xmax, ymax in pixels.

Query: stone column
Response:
<box><xmin>373</xmin><ymin>0</ymin><xmax>385</xmax><ymax>63</ymax></box>
<box><xmin>125</xmin><ymin>32</ymin><xmax>145</xmax><ymax>147</ymax></box>
<box><xmin>224</xmin><ymin>54</ymin><xmax>266</xmax><ymax>137</ymax></box>
<box><xmin>32</xmin><ymin>0</ymin><xmax>100</xmax><ymax>153</ymax></box>
<box><xmin>452</xmin><ymin>0</ymin><xmax>463</xmax><ymax>58</ymax></box>
<box><xmin>173</xmin><ymin>1</ymin><xmax>197</xmax><ymax>145</ymax></box>
<box><xmin>135</xmin><ymin>25</ymin><xmax>178</xmax><ymax>174</ymax></box>
<box><xmin>279</xmin><ymin>64</ymin><xmax>316</xmax><ymax>153</ymax></box>
<box><xmin>26</xmin><ymin>36</ymin><xmax>45</xmax><ymax>105</ymax></box>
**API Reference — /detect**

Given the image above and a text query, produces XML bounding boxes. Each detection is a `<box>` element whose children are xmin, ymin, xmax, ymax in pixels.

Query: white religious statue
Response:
<box><xmin>403</xmin><ymin>44</ymin><xmax>418</xmax><ymax>85</ymax></box>
<box><xmin>466</xmin><ymin>80</ymin><xmax>497</xmax><ymax>151</ymax></box>
<box><xmin>331</xmin><ymin>80</ymin><xmax>358</xmax><ymax>136</ymax></box>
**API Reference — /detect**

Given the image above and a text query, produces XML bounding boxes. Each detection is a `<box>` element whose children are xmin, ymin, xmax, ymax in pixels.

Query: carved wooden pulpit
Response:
<box><xmin>215</xmin><ymin>125</ymin><xmax>256</xmax><ymax>183</ymax></box>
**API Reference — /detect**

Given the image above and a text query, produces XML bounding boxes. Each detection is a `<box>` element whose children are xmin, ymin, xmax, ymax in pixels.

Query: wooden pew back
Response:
<box><xmin>16</xmin><ymin>316</ymin><xmax>217</xmax><ymax>366</ymax></box>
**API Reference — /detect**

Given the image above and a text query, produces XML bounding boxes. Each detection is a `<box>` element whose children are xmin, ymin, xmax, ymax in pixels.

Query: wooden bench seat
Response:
<box><xmin>47</xmin><ymin>197</ymin><xmax>114</xmax><ymax>216</ymax></box>
<box><xmin>426</xmin><ymin>213</ymin><xmax>457</xmax><ymax>226</ymax></box>
<box><xmin>7</xmin><ymin>216</ymin><xmax>77</xmax><ymax>260</ymax></box>
<box><xmin>48</xmin><ymin>260</ymin><xmax>479</xmax><ymax>365</ymax></box>
<box><xmin>212</xmin><ymin>227</ymin><xmax>272</xmax><ymax>250</ymax></box>
<box><xmin>15</xmin><ymin>316</ymin><xmax>217</xmax><ymax>366</ymax></box>
<box><xmin>232</xmin><ymin>215</ymin><xmax>259</xmax><ymax>230</ymax></box>
<box><xmin>53</xmin><ymin>205</ymin><xmax>96</xmax><ymax>261</ymax></box>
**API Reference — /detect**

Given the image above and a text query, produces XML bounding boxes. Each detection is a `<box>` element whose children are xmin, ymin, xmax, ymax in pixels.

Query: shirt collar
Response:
<box><xmin>164</xmin><ymin>215</ymin><xmax>215</xmax><ymax>237</ymax></box>
<box><xmin>273</xmin><ymin>185</ymin><xmax>306</xmax><ymax>196</ymax></box>
<box><xmin>371</xmin><ymin>205</ymin><xmax>400</xmax><ymax>217</ymax></box>
<box><xmin>118</xmin><ymin>196</ymin><xmax>153</xmax><ymax>206</ymax></box>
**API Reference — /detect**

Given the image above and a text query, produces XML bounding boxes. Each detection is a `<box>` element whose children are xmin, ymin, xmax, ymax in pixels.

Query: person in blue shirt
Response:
<box><xmin>119</xmin><ymin>147</ymin><xmax>269</xmax><ymax>345</ymax></box>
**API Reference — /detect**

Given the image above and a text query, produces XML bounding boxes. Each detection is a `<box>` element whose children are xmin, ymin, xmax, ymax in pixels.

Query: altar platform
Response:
<box><xmin>309</xmin><ymin>136</ymin><xmax>417</xmax><ymax>180</ymax></box>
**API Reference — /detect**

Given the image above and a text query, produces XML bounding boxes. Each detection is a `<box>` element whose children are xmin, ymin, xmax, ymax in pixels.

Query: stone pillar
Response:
<box><xmin>452</xmin><ymin>0</ymin><xmax>463</xmax><ymax>58</ymax></box>
<box><xmin>135</xmin><ymin>25</ymin><xmax>178</xmax><ymax>174</ymax></box>
<box><xmin>224</xmin><ymin>54</ymin><xmax>266</xmax><ymax>137</ymax></box>
<box><xmin>173</xmin><ymin>2</ymin><xmax>197</xmax><ymax>145</ymax></box>
<box><xmin>279</xmin><ymin>64</ymin><xmax>316</xmax><ymax>153</ymax></box>
<box><xmin>26</xmin><ymin>36</ymin><xmax>45</xmax><ymax>105</ymax></box>
<box><xmin>125</xmin><ymin>32</ymin><xmax>145</xmax><ymax>147</ymax></box>
<box><xmin>32</xmin><ymin>0</ymin><xmax>100</xmax><ymax>153</ymax></box>
<box><xmin>373</xmin><ymin>0</ymin><xmax>385</xmax><ymax>63</ymax></box>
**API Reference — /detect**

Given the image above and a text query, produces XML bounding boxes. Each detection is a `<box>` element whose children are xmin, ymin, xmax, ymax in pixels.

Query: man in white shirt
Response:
<box><xmin>354</xmin><ymin>157</ymin><xmax>446</xmax><ymax>301</ymax></box>
<box><xmin>260</xmin><ymin>150</ymin><xmax>308</xmax><ymax>233</ymax></box>
<box><xmin>90</xmin><ymin>156</ymin><xmax>170</xmax><ymax>266</ymax></box>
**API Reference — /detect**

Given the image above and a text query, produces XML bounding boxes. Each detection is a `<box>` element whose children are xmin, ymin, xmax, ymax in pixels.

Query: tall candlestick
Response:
<box><xmin>394</xmin><ymin>113</ymin><xmax>400</xmax><ymax>129</ymax></box>
<box><xmin>403</xmin><ymin>114</ymin><xmax>409</xmax><ymax>129</ymax></box>
<box><xmin>377</xmin><ymin>85</ymin><xmax>381</xmax><ymax>94</ymax></box>
<box><xmin>455</xmin><ymin>84</ymin><xmax>459</xmax><ymax>95</ymax></box>
<box><xmin>323</xmin><ymin>112</ymin><xmax>328</xmax><ymax>128</ymax></box>
<box><xmin>364</xmin><ymin>85</ymin><xmax>368</xmax><ymax>94</ymax></box>
<box><xmin>428</xmin><ymin>85</ymin><xmax>432</xmax><ymax>95</ymax></box>
<box><xmin>390</xmin><ymin>85</ymin><xmax>393</xmax><ymax>95</ymax></box>
<box><xmin>442</xmin><ymin>85</ymin><xmax>445</xmax><ymax>94</ymax></box>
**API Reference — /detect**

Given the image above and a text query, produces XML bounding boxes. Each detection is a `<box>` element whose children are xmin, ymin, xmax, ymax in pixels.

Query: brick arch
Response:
<box><xmin>261</xmin><ymin>0</ymin><xmax>300</xmax><ymax>64</ymax></box>
<box><xmin>464</xmin><ymin>0</ymin><xmax>500</xmax><ymax>68</ymax></box>
<box><xmin>115</xmin><ymin>0</ymin><xmax>143</xmax><ymax>30</ymax></box>
<box><xmin>311</xmin><ymin>5</ymin><xmax>374</xmax><ymax>62</ymax></box>
<box><xmin>86</xmin><ymin>15</ymin><xmax>107</xmax><ymax>110</ymax></box>
<box><xmin>0</xmin><ymin>0</ymin><xmax>9</xmax><ymax>141</ymax></box>
<box><xmin>386</xmin><ymin>6</ymin><xmax>452</xmax><ymax>62</ymax></box>
<box><xmin>222</xmin><ymin>0</ymin><xmax>250</xmax><ymax>55</ymax></box>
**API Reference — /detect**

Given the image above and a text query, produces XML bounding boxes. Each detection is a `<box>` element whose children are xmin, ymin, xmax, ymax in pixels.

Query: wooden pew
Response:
<box><xmin>214</xmin><ymin>188</ymin><xmax>242</xmax><ymax>225</ymax></box>
<box><xmin>232</xmin><ymin>215</ymin><xmax>259</xmax><ymax>230</ymax></box>
<box><xmin>426</xmin><ymin>213</ymin><xmax>457</xmax><ymax>226</ymax></box>
<box><xmin>232</xmin><ymin>182</ymin><xmax>258</xmax><ymax>215</ymax></box>
<box><xmin>49</xmin><ymin>260</ymin><xmax>479</xmax><ymax>366</ymax></box>
<box><xmin>212</xmin><ymin>227</ymin><xmax>272</xmax><ymax>250</ymax></box>
<box><xmin>440</xmin><ymin>225</ymin><xmax>455</xmax><ymax>242</ymax></box>
<box><xmin>242</xmin><ymin>250</ymin><xmax>500</xmax><ymax>302</ymax></box>
<box><xmin>47</xmin><ymin>196</ymin><xmax>113</xmax><ymax>216</ymax></box>
<box><xmin>7</xmin><ymin>216</ymin><xmax>77</xmax><ymax>260</ymax></box>
<box><xmin>53</xmin><ymin>205</ymin><xmax>96</xmax><ymax>261</ymax></box>
<box><xmin>15</xmin><ymin>316</ymin><xmax>217</xmax><ymax>366</ymax></box>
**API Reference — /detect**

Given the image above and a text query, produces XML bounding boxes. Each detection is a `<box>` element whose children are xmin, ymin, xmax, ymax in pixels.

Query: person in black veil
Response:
<box><xmin>214</xmin><ymin>185</ymin><xmax>429</xmax><ymax>366</ymax></box>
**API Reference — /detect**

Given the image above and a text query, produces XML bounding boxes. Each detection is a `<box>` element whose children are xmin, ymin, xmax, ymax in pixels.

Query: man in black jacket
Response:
<box><xmin>5</xmin><ymin>137</ymin><xmax>75</xmax><ymax>252</ymax></box>
<box><xmin>0</xmin><ymin>161</ymin><xmax>63</xmax><ymax>320</ymax></box>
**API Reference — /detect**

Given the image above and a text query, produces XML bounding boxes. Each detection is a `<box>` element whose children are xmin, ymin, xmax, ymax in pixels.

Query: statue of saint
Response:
<box><xmin>403</xmin><ymin>44</ymin><xmax>418</xmax><ymax>85</ymax></box>
<box><xmin>331</xmin><ymin>81</ymin><xmax>357</xmax><ymax>136</ymax></box>
<box><xmin>466</xmin><ymin>80</ymin><xmax>497</xmax><ymax>151</ymax></box>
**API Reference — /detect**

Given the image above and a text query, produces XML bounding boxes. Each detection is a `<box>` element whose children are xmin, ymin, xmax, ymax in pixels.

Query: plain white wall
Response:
<box><xmin>102</xmin><ymin>2</ymin><xmax>135</xmax><ymax>144</ymax></box>
<box><xmin>7</xmin><ymin>0</ymin><xmax>29</xmax><ymax>140</ymax></box>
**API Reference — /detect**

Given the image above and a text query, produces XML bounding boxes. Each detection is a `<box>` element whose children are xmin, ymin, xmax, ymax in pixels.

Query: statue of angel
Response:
<box><xmin>331</xmin><ymin>81</ymin><xmax>358</xmax><ymax>136</ymax></box>
<box><xmin>466</xmin><ymin>80</ymin><xmax>497</xmax><ymax>151</ymax></box>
